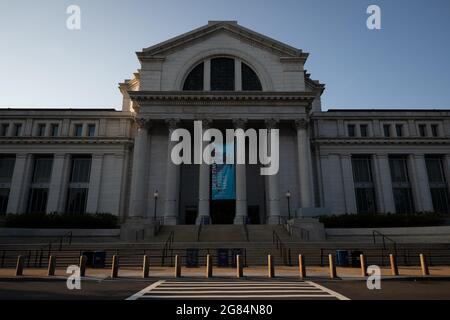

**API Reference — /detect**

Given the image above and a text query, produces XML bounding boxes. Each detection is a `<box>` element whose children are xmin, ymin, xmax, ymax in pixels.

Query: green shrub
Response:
<box><xmin>319</xmin><ymin>212</ymin><xmax>446</xmax><ymax>228</ymax></box>
<box><xmin>4</xmin><ymin>212</ymin><xmax>119</xmax><ymax>229</ymax></box>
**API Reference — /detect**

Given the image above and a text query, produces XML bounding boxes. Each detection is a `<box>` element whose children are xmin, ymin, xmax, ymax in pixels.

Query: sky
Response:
<box><xmin>0</xmin><ymin>0</ymin><xmax>450</xmax><ymax>110</ymax></box>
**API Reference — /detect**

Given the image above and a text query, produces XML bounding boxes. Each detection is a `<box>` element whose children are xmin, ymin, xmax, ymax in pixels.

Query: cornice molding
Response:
<box><xmin>128</xmin><ymin>91</ymin><xmax>316</xmax><ymax>107</ymax></box>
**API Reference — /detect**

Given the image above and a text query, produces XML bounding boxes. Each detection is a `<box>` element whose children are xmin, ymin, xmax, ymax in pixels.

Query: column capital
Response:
<box><xmin>265</xmin><ymin>118</ymin><xmax>279</xmax><ymax>129</ymax></box>
<box><xmin>197</xmin><ymin>118</ymin><xmax>212</xmax><ymax>129</ymax></box>
<box><xmin>134</xmin><ymin>117</ymin><xmax>150</xmax><ymax>130</ymax></box>
<box><xmin>294</xmin><ymin>118</ymin><xmax>309</xmax><ymax>130</ymax></box>
<box><xmin>165</xmin><ymin>118</ymin><xmax>180</xmax><ymax>130</ymax></box>
<box><xmin>233</xmin><ymin>118</ymin><xmax>247</xmax><ymax>129</ymax></box>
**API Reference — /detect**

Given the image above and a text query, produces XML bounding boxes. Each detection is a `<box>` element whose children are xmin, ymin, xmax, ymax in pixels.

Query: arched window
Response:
<box><xmin>182</xmin><ymin>57</ymin><xmax>262</xmax><ymax>91</ymax></box>
<box><xmin>211</xmin><ymin>57</ymin><xmax>235</xmax><ymax>91</ymax></box>
<box><xmin>242</xmin><ymin>62</ymin><xmax>262</xmax><ymax>91</ymax></box>
<box><xmin>183</xmin><ymin>62</ymin><xmax>204</xmax><ymax>91</ymax></box>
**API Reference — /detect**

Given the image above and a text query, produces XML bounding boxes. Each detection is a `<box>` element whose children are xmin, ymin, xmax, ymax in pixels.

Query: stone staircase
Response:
<box><xmin>1</xmin><ymin>225</ymin><xmax>450</xmax><ymax>268</ymax></box>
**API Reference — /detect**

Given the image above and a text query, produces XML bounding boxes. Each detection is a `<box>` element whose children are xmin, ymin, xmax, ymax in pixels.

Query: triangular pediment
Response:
<box><xmin>136</xmin><ymin>21</ymin><xmax>308</xmax><ymax>60</ymax></box>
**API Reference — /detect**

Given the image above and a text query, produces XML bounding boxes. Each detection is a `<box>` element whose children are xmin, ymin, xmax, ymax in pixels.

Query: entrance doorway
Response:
<box><xmin>184</xmin><ymin>206</ymin><xmax>197</xmax><ymax>225</ymax></box>
<box><xmin>210</xmin><ymin>200</ymin><xmax>235</xmax><ymax>224</ymax></box>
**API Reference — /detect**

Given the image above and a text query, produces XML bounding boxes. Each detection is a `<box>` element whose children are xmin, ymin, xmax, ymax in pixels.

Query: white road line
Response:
<box><xmin>154</xmin><ymin>287</ymin><xmax>321</xmax><ymax>290</ymax></box>
<box><xmin>139</xmin><ymin>294</ymin><xmax>335</xmax><ymax>299</ymax></box>
<box><xmin>151</xmin><ymin>290</ymin><xmax>324</xmax><ymax>294</ymax></box>
<box><xmin>125</xmin><ymin>280</ymin><xmax>165</xmax><ymax>300</ymax></box>
<box><xmin>306</xmin><ymin>281</ymin><xmax>351</xmax><ymax>301</ymax></box>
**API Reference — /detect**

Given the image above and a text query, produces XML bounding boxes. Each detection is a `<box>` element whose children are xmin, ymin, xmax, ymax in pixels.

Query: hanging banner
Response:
<box><xmin>211</xmin><ymin>142</ymin><xmax>235</xmax><ymax>200</ymax></box>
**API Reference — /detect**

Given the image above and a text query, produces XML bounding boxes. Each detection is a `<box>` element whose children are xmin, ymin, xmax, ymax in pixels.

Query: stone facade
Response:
<box><xmin>0</xmin><ymin>21</ymin><xmax>449</xmax><ymax>226</ymax></box>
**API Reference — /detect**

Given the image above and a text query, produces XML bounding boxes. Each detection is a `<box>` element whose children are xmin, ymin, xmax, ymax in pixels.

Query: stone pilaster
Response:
<box><xmin>197</xmin><ymin>119</ymin><xmax>211</xmax><ymax>224</ymax></box>
<box><xmin>128</xmin><ymin>118</ymin><xmax>150</xmax><ymax>218</ymax></box>
<box><xmin>295</xmin><ymin>119</ymin><xmax>314</xmax><ymax>209</ymax></box>
<box><xmin>233</xmin><ymin>119</ymin><xmax>248</xmax><ymax>224</ymax></box>
<box><xmin>265</xmin><ymin>119</ymin><xmax>281</xmax><ymax>224</ymax></box>
<box><xmin>164</xmin><ymin>119</ymin><xmax>181</xmax><ymax>225</ymax></box>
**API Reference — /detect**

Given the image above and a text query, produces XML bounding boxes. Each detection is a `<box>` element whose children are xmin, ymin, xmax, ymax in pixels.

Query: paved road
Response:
<box><xmin>126</xmin><ymin>280</ymin><xmax>349</xmax><ymax>300</ymax></box>
<box><xmin>0</xmin><ymin>277</ymin><xmax>450</xmax><ymax>300</ymax></box>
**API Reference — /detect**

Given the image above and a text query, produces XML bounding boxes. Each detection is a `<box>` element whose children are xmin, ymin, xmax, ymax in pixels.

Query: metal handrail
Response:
<box><xmin>284</xmin><ymin>224</ymin><xmax>310</xmax><ymax>240</ymax></box>
<box><xmin>242</xmin><ymin>216</ymin><xmax>249</xmax><ymax>242</ymax></box>
<box><xmin>161</xmin><ymin>231</ymin><xmax>174</xmax><ymax>266</ymax></box>
<box><xmin>372</xmin><ymin>230</ymin><xmax>398</xmax><ymax>255</ymax></box>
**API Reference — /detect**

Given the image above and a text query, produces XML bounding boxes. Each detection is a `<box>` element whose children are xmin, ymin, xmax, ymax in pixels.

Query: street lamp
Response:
<box><xmin>153</xmin><ymin>190</ymin><xmax>159</xmax><ymax>221</ymax></box>
<box><xmin>286</xmin><ymin>190</ymin><xmax>291</xmax><ymax>220</ymax></box>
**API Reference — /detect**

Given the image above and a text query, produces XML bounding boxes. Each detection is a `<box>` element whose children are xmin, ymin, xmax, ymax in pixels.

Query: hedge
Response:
<box><xmin>4</xmin><ymin>212</ymin><xmax>119</xmax><ymax>229</ymax></box>
<box><xmin>318</xmin><ymin>212</ymin><xmax>447</xmax><ymax>228</ymax></box>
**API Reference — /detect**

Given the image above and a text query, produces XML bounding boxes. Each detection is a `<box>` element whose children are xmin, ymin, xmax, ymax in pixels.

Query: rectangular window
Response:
<box><xmin>389</xmin><ymin>156</ymin><xmax>415</xmax><ymax>213</ymax></box>
<box><xmin>0</xmin><ymin>124</ymin><xmax>8</xmax><ymax>136</ymax></box>
<box><xmin>352</xmin><ymin>155</ymin><xmax>377</xmax><ymax>214</ymax></box>
<box><xmin>66</xmin><ymin>155</ymin><xmax>91</xmax><ymax>214</ymax></box>
<box><xmin>0</xmin><ymin>156</ymin><xmax>15</xmax><ymax>183</ymax></box>
<box><xmin>383</xmin><ymin>124</ymin><xmax>391</xmax><ymax>137</ymax></box>
<box><xmin>425</xmin><ymin>156</ymin><xmax>450</xmax><ymax>214</ymax></box>
<box><xmin>0</xmin><ymin>188</ymin><xmax>9</xmax><ymax>215</ymax></box>
<box><xmin>27</xmin><ymin>156</ymin><xmax>53</xmax><ymax>214</ymax></box>
<box><xmin>348</xmin><ymin>124</ymin><xmax>356</xmax><ymax>137</ymax></box>
<box><xmin>419</xmin><ymin>124</ymin><xmax>427</xmax><ymax>137</ymax></box>
<box><xmin>0</xmin><ymin>155</ymin><xmax>15</xmax><ymax>215</ymax></box>
<box><xmin>431</xmin><ymin>124</ymin><xmax>439</xmax><ymax>137</ymax></box>
<box><xmin>210</xmin><ymin>57</ymin><xmax>235</xmax><ymax>91</ymax></box>
<box><xmin>74</xmin><ymin>124</ymin><xmax>83</xmax><ymax>137</ymax></box>
<box><xmin>12</xmin><ymin>123</ymin><xmax>22</xmax><ymax>137</ymax></box>
<box><xmin>51</xmin><ymin>124</ymin><xmax>59</xmax><ymax>137</ymax></box>
<box><xmin>360</xmin><ymin>125</ymin><xmax>368</xmax><ymax>137</ymax></box>
<box><xmin>37</xmin><ymin>124</ymin><xmax>46</xmax><ymax>137</ymax></box>
<box><xmin>87</xmin><ymin>124</ymin><xmax>95</xmax><ymax>137</ymax></box>
<box><xmin>395</xmin><ymin>124</ymin><xmax>403</xmax><ymax>137</ymax></box>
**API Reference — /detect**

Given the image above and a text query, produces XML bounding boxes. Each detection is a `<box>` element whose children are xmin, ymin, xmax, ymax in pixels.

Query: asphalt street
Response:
<box><xmin>0</xmin><ymin>277</ymin><xmax>449</xmax><ymax>300</ymax></box>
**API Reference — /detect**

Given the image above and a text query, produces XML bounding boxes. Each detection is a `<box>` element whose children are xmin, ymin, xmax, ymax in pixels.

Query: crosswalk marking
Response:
<box><xmin>126</xmin><ymin>280</ymin><xmax>350</xmax><ymax>300</ymax></box>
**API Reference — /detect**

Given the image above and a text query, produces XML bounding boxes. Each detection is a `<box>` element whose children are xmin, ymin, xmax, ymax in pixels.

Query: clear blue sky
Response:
<box><xmin>1</xmin><ymin>0</ymin><xmax>450</xmax><ymax>110</ymax></box>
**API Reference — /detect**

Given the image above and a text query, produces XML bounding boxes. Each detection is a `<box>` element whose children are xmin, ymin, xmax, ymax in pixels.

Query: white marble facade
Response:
<box><xmin>0</xmin><ymin>22</ymin><xmax>449</xmax><ymax>225</ymax></box>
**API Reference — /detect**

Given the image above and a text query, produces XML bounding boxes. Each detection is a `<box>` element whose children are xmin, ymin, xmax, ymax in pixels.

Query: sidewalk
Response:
<box><xmin>1</xmin><ymin>265</ymin><xmax>450</xmax><ymax>280</ymax></box>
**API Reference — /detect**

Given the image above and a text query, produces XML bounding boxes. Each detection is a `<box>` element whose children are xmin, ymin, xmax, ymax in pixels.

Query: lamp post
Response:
<box><xmin>153</xmin><ymin>190</ymin><xmax>159</xmax><ymax>221</ymax></box>
<box><xmin>286</xmin><ymin>190</ymin><xmax>291</xmax><ymax>220</ymax></box>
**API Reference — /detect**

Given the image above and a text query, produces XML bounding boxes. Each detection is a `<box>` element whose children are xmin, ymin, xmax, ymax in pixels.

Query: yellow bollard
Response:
<box><xmin>268</xmin><ymin>254</ymin><xmax>275</xmax><ymax>278</ymax></box>
<box><xmin>111</xmin><ymin>255</ymin><xmax>119</xmax><ymax>278</ymax></box>
<box><xmin>420</xmin><ymin>254</ymin><xmax>430</xmax><ymax>276</ymax></box>
<box><xmin>79</xmin><ymin>255</ymin><xmax>87</xmax><ymax>277</ymax></box>
<box><xmin>142</xmin><ymin>255</ymin><xmax>150</xmax><ymax>278</ymax></box>
<box><xmin>15</xmin><ymin>255</ymin><xmax>24</xmax><ymax>276</ymax></box>
<box><xmin>206</xmin><ymin>254</ymin><xmax>213</xmax><ymax>278</ymax></box>
<box><xmin>47</xmin><ymin>255</ymin><xmax>56</xmax><ymax>276</ymax></box>
<box><xmin>299</xmin><ymin>254</ymin><xmax>306</xmax><ymax>278</ymax></box>
<box><xmin>236</xmin><ymin>255</ymin><xmax>243</xmax><ymax>278</ymax></box>
<box><xmin>389</xmin><ymin>254</ymin><xmax>399</xmax><ymax>276</ymax></box>
<box><xmin>329</xmin><ymin>254</ymin><xmax>337</xmax><ymax>279</ymax></box>
<box><xmin>174</xmin><ymin>255</ymin><xmax>181</xmax><ymax>278</ymax></box>
<box><xmin>360</xmin><ymin>254</ymin><xmax>367</xmax><ymax>277</ymax></box>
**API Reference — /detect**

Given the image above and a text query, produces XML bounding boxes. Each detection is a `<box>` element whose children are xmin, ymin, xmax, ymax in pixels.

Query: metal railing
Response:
<box><xmin>161</xmin><ymin>231</ymin><xmax>174</xmax><ymax>266</ymax></box>
<box><xmin>372</xmin><ymin>230</ymin><xmax>398</xmax><ymax>262</ymax></box>
<box><xmin>284</xmin><ymin>224</ymin><xmax>310</xmax><ymax>240</ymax></box>
<box><xmin>272</xmin><ymin>230</ymin><xmax>291</xmax><ymax>266</ymax></box>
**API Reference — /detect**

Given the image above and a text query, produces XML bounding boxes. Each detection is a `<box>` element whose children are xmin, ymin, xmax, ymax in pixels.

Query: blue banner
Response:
<box><xmin>211</xmin><ymin>142</ymin><xmax>235</xmax><ymax>200</ymax></box>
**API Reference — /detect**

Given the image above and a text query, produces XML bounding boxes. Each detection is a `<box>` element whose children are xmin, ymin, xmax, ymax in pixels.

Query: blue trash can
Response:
<box><xmin>217</xmin><ymin>249</ymin><xmax>229</xmax><ymax>267</ymax></box>
<box><xmin>335</xmin><ymin>250</ymin><xmax>349</xmax><ymax>267</ymax></box>
<box><xmin>186</xmin><ymin>249</ymin><xmax>199</xmax><ymax>267</ymax></box>
<box><xmin>92</xmin><ymin>251</ymin><xmax>106</xmax><ymax>268</ymax></box>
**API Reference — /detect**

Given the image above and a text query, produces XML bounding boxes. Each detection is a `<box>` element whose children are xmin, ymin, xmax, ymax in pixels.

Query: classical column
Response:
<box><xmin>197</xmin><ymin>119</ymin><xmax>211</xmax><ymax>224</ymax></box>
<box><xmin>46</xmin><ymin>153</ymin><xmax>69</xmax><ymax>213</ymax></box>
<box><xmin>6</xmin><ymin>153</ymin><xmax>32</xmax><ymax>214</ymax></box>
<box><xmin>340</xmin><ymin>154</ymin><xmax>358</xmax><ymax>214</ymax></box>
<box><xmin>233</xmin><ymin>119</ymin><xmax>248</xmax><ymax>224</ymax></box>
<box><xmin>409</xmin><ymin>154</ymin><xmax>434</xmax><ymax>212</ymax></box>
<box><xmin>128</xmin><ymin>118</ymin><xmax>150</xmax><ymax>219</ymax></box>
<box><xmin>295</xmin><ymin>119</ymin><xmax>314</xmax><ymax>209</ymax></box>
<box><xmin>86</xmin><ymin>153</ymin><xmax>104</xmax><ymax>213</ymax></box>
<box><xmin>164</xmin><ymin>119</ymin><xmax>181</xmax><ymax>225</ymax></box>
<box><xmin>265</xmin><ymin>119</ymin><xmax>281</xmax><ymax>224</ymax></box>
<box><xmin>373</xmin><ymin>154</ymin><xmax>396</xmax><ymax>213</ymax></box>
